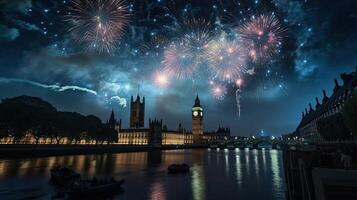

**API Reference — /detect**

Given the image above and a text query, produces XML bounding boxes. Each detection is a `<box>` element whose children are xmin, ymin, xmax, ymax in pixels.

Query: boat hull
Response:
<box><xmin>66</xmin><ymin>180</ymin><xmax>124</xmax><ymax>199</ymax></box>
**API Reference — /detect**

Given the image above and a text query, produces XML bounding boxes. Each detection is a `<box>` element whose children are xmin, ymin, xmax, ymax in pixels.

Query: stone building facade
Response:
<box><xmin>297</xmin><ymin>67</ymin><xmax>357</xmax><ymax>141</ymax></box>
<box><xmin>130</xmin><ymin>95</ymin><xmax>145</xmax><ymax>128</ymax></box>
<box><xmin>203</xmin><ymin>127</ymin><xmax>231</xmax><ymax>141</ymax></box>
<box><xmin>117</xmin><ymin>119</ymin><xmax>194</xmax><ymax>145</ymax></box>
<box><xmin>116</xmin><ymin>94</ymin><xmax>230</xmax><ymax>145</ymax></box>
<box><xmin>116</xmin><ymin>94</ymin><xmax>194</xmax><ymax>145</ymax></box>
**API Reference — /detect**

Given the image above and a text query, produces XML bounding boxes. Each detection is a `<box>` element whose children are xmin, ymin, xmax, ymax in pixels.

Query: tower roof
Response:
<box><xmin>193</xmin><ymin>95</ymin><xmax>201</xmax><ymax>107</ymax></box>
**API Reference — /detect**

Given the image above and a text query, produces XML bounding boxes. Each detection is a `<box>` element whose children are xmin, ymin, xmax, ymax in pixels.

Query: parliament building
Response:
<box><xmin>111</xmin><ymin>94</ymin><xmax>230</xmax><ymax>145</ymax></box>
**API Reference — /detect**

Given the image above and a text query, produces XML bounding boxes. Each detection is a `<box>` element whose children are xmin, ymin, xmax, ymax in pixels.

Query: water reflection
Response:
<box><xmin>235</xmin><ymin>154</ymin><xmax>242</xmax><ymax>187</ymax></box>
<box><xmin>150</xmin><ymin>178</ymin><xmax>166</xmax><ymax>200</ymax></box>
<box><xmin>224</xmin><ymin>150</ymin><xmax>229</xmax><ymax>175</ymax></box>
<box><xmin>262</xmin><ymin>148</ymin><xmax>267</xmax><ymax>171</ymax></box>
<box><xmin>191</xmin><ymin>165</ymin><xmax>205</xmax><ymax>200</ymax></box>
<box><xmin>270</xmin><ymin>150</ymin><xmax>284</xmax><ymax>198</ymax></box>
<box><xmin>0</xmin><ymin>149</ymin><xmax>286</xmax><ymax>200</ymax></box>
<box><xmin>245</xmin><ymin>148</ymin><xmax>250</xmax><ymax>176</ymax></box>
<box><xmin>252</xmin><ymin>150</ymin><xmax>259</xmax><ymax>180</ymax></box>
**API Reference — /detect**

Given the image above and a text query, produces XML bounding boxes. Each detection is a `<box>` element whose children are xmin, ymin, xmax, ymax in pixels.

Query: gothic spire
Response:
<box><xmin>109</xmin><ymin>109</ymin><xmax>116</xmax><ymax>124</ymax></box>
<box><xmin>193</xmin><ymin>95</ymin><xmax>201</xmax><ymax>107</ymax></box>
<box><xmin>322</xmin><ymin>90</ymin><xmax>329</xmax><ymax>103</ymax></box>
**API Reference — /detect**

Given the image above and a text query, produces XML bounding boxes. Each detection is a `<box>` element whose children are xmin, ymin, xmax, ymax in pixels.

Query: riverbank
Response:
<box><xmin>0</xmin><ymin>144</ymin><xmax>208</xmax><ymax>159</ymax></box>
<box><xmin>283</xmin><ymin>144</ymin><xmax>357</xmax><ymax>200</ymax></box>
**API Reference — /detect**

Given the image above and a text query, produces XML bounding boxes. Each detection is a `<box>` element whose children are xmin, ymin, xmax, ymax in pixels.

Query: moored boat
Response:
<box><xmin>50</xmin><ymin>165</ymin><xmax>80</xmax><ymax>186</ymax></box>
<box><xmin>66</xmin><ymin>178</ymin><xmax>124</xmax><ymax>199</ymax></box>
<box><xmin>209</xmin><ymin>144</ymin><xmax>218</xmax><ymax>149</ymax></box>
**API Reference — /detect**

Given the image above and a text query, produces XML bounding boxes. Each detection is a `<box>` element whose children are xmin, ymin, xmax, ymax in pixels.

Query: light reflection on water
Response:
<box><xmin>192</xmin><ymin>165</ymin><xmax>205</xmax><ymax>200</ymax></box>
<box><xmin>235</xmin><ymin>153</ymin><xmax>242</xmax><ymax>187</ymax></box>
<box><xmin>0</xmin><ymin>149</ymin><xmax>286</xmax><ymax>200</ymax></box>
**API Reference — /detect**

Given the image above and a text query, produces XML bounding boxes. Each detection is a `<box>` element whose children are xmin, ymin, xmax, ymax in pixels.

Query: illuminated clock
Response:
<box><xmin>200</xmin><ymin>112</ymin><xmax>203</xmax><ymax>117</ymax></box>
<box><xmin>193</xmin><ymin>111</ymin><xmax>198</xmax><ymax>117</ymax></box>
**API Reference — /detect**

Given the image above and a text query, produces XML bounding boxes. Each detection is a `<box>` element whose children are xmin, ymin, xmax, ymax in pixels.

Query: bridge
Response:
<box><xmin>207</xmin><ymin>136</ymin><xmax>301</xmax><ymax>149</ymax></box>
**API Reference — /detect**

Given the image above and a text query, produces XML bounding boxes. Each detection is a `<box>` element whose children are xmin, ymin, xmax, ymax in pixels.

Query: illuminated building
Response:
<box><xmin>297</xmin><ymin>67</ymin><xmax>357</xmax><ymax>141</ymax></box>
<box><xmin>191</xmin><ymin>95</ymin><xmax>231</xmax><ymax>142</ymax></box>
<box><xmin>117</xmin><ymin>94</ymin><xmax>194</xmax><ymax>145</ymax></box>
<box><xmin>192</xmin><ymin>95</ymin><xmax>203</xmax><ymax>143</ymax></box>
<box><xmin>116</xmin><ymin>94</ymin><xmax>230</xmax><ymax>145</ymax></box>
<box><xmin>202</xmin><ymin>126</ymin><xmax>231</xmax><ymax>141</ymax></box>
<box><xmin>117</xmin><ymin>118</ymin><xmax>193</xmax><ymax>145</ymax></box>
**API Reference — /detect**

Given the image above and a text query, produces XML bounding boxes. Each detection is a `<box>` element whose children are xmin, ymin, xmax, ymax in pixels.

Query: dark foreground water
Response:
<box><xmin>0</xmin><ymin>149</ymin><xmax>286</xmax><ymax>200</ymax></box>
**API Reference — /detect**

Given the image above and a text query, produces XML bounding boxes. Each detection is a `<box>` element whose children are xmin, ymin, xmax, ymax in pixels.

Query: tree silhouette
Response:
<box><xmin>101</xmin><ymin>126</ymin><xmax>118</xmax><ymax>144</ymax></box>
<box><xmin>317</xmin><ymin>113</ymin><xmax>352</xmax><ymax>141</ymax></box>
<box><xmin>0</xmin><ymin>95</ymin><xmax>118</xmax><ymax>144</ymax></box>
<box><xmin>85</xmin><ymin>115</ymin><xmax>103</xmax><ymax>143</ymax></box>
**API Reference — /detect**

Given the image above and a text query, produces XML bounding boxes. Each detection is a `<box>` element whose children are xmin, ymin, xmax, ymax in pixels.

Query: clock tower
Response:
<box><xmin>192</xmin><ymin>95</ymin><xmax>203</xmax><ymax>143</ymax></box>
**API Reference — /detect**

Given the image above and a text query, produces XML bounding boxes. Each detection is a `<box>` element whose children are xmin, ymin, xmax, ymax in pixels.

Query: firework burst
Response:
<box><xmin>153</xmin><ymin>70</ymin><xmax>170</xmax><ymax>88</ymax></box>
<box><xmin>65</xmin><ymin>0</ymin><xmax>130</xmax><ymax>54</ymax></box>
<box><xmin>206</xmin><ymin>38</ymin><xmax>247</xmax><ymax>82</ymax></box>
<box><xmin>239</xmin><ymin>13</ymin><xmax>285</xmax><ymax>62</ymax></box>
<box><xmin>140</xmin><ymin>34</ymin><xmax>169</xmax><ymax>56</ymax></box>
<box><xmin>210</xmin><ymin>81</ymin><xmax>228</xmax><ymax>100</ymax></box>
<box><xmin>161</xmin><ymin>17</ymin><xmax>213</xmax><ymax>79</ymax></box>
<box><xmin>180</xmin><ymin>18</ymin><xmax>213</xmax><ymax>52</ymax></box>
<box><xmin>162</xmin><ymin>42</ymin><xmax>202</xmax><ymax>79</ymax></box>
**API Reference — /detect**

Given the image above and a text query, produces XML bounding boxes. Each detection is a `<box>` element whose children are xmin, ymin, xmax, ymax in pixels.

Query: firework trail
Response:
<box><xmin>235</xmin><ymin>86</ymin><xmax>242</xmax><ymax>118</ymax></box>
<box><xmin>235</xmin><ymin>78</ymin><xmax>243</xmax><ymax>118</ymax></box>
<box><xmin>239</xmin><ymin>13</ymin><xmax>285</xmax><ymax>63</ymax></box>
<box><xmin>65</xmin><ymin>0</ymin><xmax>130</xmax><ymax>54</ymax></box>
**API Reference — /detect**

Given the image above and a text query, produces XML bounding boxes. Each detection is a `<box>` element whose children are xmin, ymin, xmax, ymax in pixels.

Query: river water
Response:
<box><xmin>0</xmin><ymin>149</ymin><xmax>286</xmax><ymax>200</ymax></box>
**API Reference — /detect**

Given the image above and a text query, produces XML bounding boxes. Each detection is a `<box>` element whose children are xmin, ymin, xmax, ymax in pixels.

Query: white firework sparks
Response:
<box><xmin>206</xmin><ymin>37</ymin><xmax>247</xmax><ymax>82</ymax></box>
<box><xmin>65</xmin><ymin>0</ymin><xmax>130</xmax><ymax>54</ymax></box>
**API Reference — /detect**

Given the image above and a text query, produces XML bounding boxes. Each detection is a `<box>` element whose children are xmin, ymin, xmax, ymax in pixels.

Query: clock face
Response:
<box><xmin>193</xmin><ymin>111</ymin><xmax>198</xmax><ymax>117</ymax></box>
<box><xmin>200</xmin><ymin>112</ymin><xmax>203</xmax><ymax>117</ymax></box>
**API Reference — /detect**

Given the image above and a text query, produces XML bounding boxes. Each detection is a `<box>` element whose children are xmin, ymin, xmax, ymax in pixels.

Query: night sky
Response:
<box><xmin>0</xmin><ymin>0</ymin><xmax>356</xmax><ymax>136</ymax></box>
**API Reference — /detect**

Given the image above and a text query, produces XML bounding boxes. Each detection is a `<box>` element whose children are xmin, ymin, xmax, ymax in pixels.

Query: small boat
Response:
<box><xmin>66</xmin><ymin>178</ymin><xmax>124</xmax><ymax>199</ymax></box>
<box><xmin>168</xmin><ymin>164</ymin><xmax>190</xmax><ymax>174</ymax></box>
<box><xmin>50</xmin><ymin>165</ymin><xmax>80</xmax><ymax>186</ymax></box>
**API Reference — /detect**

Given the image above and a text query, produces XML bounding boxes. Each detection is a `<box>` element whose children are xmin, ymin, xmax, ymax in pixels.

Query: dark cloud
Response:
<box><xmin>0</xmin><ymin>0</ymin><xmax>32</xmax><ymax>13</ymax></box>
<box><xmin>0</xmin><ymin>25</ymin><xmax>19</xmax><ymax>41</ymax></box>
<box><xmin>18</xmin><ymin>48</ymin><xmax>98</xmax><ymax>82</ymax></box>
<box><xmin>11</xmin><ymin>19</ymin><xmax>40</xmax><ymax>31</ymax></box>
